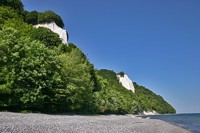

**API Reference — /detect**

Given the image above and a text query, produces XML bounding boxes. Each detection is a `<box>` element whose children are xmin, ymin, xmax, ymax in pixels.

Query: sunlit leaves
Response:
<box><xmin>0</xmin><ymin>28</ymin><xmax>62</xmax><ymax>110</ymax></box>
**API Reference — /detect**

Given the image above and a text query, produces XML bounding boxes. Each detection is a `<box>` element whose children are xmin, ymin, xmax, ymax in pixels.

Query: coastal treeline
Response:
<box><xmin>0</xmin><ymin>0</ymin><xmax>175</xmax><ymax>114</ymax></box>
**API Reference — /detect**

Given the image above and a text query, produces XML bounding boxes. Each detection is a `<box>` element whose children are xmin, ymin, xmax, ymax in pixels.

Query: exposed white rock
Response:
<box><xmin>117</xmin><ymin>73</ymin><xmax>135</xmax><ymax>93</ymax></box>
<box><xmin>139</xmin><ymin>110</ymin><xmax>159</xmax><ymax>115</ymax></box>
<box><xmin>34</xmin><ymin>22</ymin><xmax>68</xmax><ymax>44</ymax></box>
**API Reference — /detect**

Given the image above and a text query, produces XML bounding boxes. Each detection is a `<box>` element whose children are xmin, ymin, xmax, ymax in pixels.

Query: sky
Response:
<box><xmin>22</xmin><ymin>0</ymin><xmax>200</xmax><ymax>113</ymax></box>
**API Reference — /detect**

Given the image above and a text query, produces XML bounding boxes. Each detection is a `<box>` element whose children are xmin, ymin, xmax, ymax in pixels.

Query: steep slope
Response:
<box><xmin>117</xmin><ymin>72</ymin><xmax>135</xmax><ymax>93</ymax></box>
<box><xmin>0</xmin><ymin>0</ymin><xmax>176</xmax><ymax>114</ymax></box>
<box><xmin>0</xmin><ymin>2</ymin><xmax>96</xmax><ymax>113</ymax></box>
<box><xmin>134</xmin><ymin>82</ymin><xmax>176</xmax><ymax>114</ymax></box>
<box><xmin>96</xmin><ymin>69</ymin><xmax>176</xmax><ymax>114</ymax></box>
<box><xmin>95</xmin><ymin>69</ymin><xmax>135</xmax><ymax>114</ymax></box>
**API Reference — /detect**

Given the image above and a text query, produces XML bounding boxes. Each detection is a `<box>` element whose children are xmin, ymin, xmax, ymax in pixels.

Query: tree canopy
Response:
<box><xmin>0</xmin><ymin>6</ymin><xmax>21</xmax><ymax>28</ymax></box>
<box><xmin>38</xmin><ymin>10</ymin><xmax>64</xmax><ymax>28</ymax></box>
<box><xmin>134</xmin><ymin>82</ymin><xmax>176</xmax><ymax>114</ymax></box>
<box><xmin>24</xmin><ymin>10</ymin><xmax>65</xmax><ymax>28</ymax></box>
<box><xmin>0</xmin><ymin>0</ymin><xmax>24</xmax><ymax>11</ymax></box>
<box><xmin>0</xmin><ymin>28</ymin><xmax>62</xmax><ymax>111</ymax></box>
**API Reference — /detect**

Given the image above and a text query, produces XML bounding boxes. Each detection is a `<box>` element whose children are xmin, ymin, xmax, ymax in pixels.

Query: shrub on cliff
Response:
<box><xmin>24</xmin><ymin>10</ymin><xmax>38</xmax><ymax>25</ymax></box>
<box><xmin>38</xmin><ymin>10</ymin><xmax>64</xmax><ymax>28</ymax></box>
<box><xmin>24</xmin><ymin>10</ymin><xmax>65</xmax><ymax>28</ymax></box>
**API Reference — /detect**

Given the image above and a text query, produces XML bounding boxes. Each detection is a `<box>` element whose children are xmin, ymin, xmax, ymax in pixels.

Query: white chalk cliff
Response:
<box><xmin>117</xmin><ymin>73</ymin><xmax>135</xmax><ymax>93</ymax></box>
<box><xmin>139</xmin><ymin>110</ymin><xmax>158</xmax><ymax>115</ymax></box>
<box><xmin>34</xmin><ymin>22</ymin><xmax>68</xmax><ymax>44</ymax></box>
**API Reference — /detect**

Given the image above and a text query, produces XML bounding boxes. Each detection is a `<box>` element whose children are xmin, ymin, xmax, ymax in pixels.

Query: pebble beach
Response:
<box><xmin>0</xmin><ymin>112</ymin><xmax>192</xmax><ymax>133</ymax></box>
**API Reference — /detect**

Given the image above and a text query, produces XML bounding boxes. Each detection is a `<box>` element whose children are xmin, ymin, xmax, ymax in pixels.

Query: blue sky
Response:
<box><xmin>22</xmin><ymin>0</ymin><xmax>200</xmax><ymax>113</ymax></box>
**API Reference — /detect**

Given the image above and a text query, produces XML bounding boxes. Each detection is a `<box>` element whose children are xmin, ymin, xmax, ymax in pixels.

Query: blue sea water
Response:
<box><xmin>149</xmin><ymin>113</ymin><xmax>200</xmax><ymax>133</ymax></box>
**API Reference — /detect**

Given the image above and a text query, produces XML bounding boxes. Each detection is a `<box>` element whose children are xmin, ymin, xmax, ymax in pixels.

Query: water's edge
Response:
<box><xmin>137</xmin><ymin>114</ymin><xmax>199</xmax><ymax>133</ymax></box>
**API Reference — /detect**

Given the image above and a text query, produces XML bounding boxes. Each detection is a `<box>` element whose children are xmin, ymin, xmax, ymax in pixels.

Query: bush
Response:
<box><xmin>24</xmin><ymin>10</ymin><xmax>38</xmax><ymax>25</ymax></box>
<box><xmin>2</xmin><ymin>19</ymin><xmax>62</xmax><ymax>48</ymax></box>
<box><xmin>95</xmin><ymin>69</ymin><xmax>135</xmax><ymax>114</ymax></box>
<box><xmin>30</xmin><ymin>27</ymin><xmax>62</xmax><ymax>47</ymax></box>
<box><xmin>38</xmin><ymin>10</ymin><xmax>64</xmax><ymax>28</ymax></box>
<box><xmin>134</xmin><ymin>82</ymin><xmax>176</xmax><ymax>114</ymax></box>
<box><xmin>0</xmin><ymin>6</ymin><xmax>21</xmax><ymax>28</ymax></box>
<box><xmin>0</xmin><ymin>28</ymin><xmax>63</xmax><ymax>111</ymax></box>
<box><xmin>24</xmin><ymin>10</ymin><xmax>65</xmax><ymax>28</ymax></box>
<box><xmin>0</xmin><ymin>0</ymin><xmax>24</xmax><ymax>11</ymax></box>
<box><xmin>57</xmin><ymin>48</ymin><xmax>97</xmax><ymax>112</ymax></box>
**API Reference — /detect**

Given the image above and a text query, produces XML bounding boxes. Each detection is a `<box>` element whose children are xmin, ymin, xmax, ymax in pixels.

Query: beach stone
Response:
<box><xmin>0</xmin><ymin>112</ymin><xmax>192</xmax><ymax>133</ymax></box>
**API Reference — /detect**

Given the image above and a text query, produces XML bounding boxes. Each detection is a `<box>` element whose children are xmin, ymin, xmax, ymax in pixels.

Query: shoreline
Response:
<box><xmin>156</xmin><ymin>120</ymin><xmax>194</xmax><ymax>133</ymax></box>
<box><xmin>136</xmin><ymin>114</ymin><xmax>194</xmax><ymax>133</ymax></box>
<box><xmin>0</xmin><ymin>112</ymin><xmax>193</xmax><ymax>133</ymax></box>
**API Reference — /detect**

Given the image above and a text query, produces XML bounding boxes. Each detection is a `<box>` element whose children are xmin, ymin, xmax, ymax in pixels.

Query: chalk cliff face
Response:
<box><xmin>139</xmin><ymin>110</ymin><xmax>158</xmax><ymax>115</ymax></box>
<box><xmin>34</xmin><ymin>22</ymin><xmax>68</xmax><ymax>44</ymax></box>
<box><xmin>117</xmin><ymin>73</ymin><xmax>135</xmax><ymax>93</ymax></box>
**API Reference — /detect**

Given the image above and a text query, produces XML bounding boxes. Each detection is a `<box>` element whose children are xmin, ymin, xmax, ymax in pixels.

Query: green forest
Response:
<box><xmin>0</xmin><ymin>0</ymin><xmax>175</xmax><ymax>114</ymax></box>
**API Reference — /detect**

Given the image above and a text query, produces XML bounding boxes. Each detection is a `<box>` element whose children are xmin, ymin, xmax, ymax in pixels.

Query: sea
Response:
<box><xmin>147</xmin><ymin>113</ymin><xmax>200</xmax><ymax>133</ymax></box>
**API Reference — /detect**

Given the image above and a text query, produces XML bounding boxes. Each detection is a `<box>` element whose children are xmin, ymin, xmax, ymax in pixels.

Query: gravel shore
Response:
<box><xmin>0</xmin><ymin>112</ymin><xmax>192</xmax><ymax>133</ymax></box>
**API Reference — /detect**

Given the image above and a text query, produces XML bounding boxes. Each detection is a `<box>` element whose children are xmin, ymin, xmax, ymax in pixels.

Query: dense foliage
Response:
<box><xmin>0</xmin><ymin>0</ymin><xmax>24</xmax><ymax>11</ymax></box>
<box><xmin>0</xmin><ymin>27</ymin><xmax>96</xmax><ymax>113</ymax></box>
<box><xmin>0</xmin><ymin>0</ymin><xmax>176</xmax><ymax>114</ymax></box>
<box><xmin>0</xmin><ymin>6</ymin><xmax>22</xmax><ymax>27</ymax></box>
<box><xmin>0</xmin><ymin>28</ymin><xmax>62</xmax><ymax>111</ymax></box>
<box><xmin>95</xmin><ymin>69</ymin><xmax>135</xmax><ymax>114</ymax></box>
<box><xmin>24</xmin><ymin>10</ymin><xmax>38</xmax><ymax>25</ymax></box>
<box><xmin>118</xmin><ymin>71</ymin><xmax>125</xmax><ymax>77</ymax></box>
<box><xmin>134</xmin><ymin>83</ymin><xmax>176</xmax><ymax>114</ymax></box>
<box><xmin>24</xmin><ymin>10</ymin><xmax>65</xmax><ymax>28</ymax></box>
<box><xmin>96</xmin><ymin>69</ymin><xmax>176</xmax><ymax>114</ymax></box>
